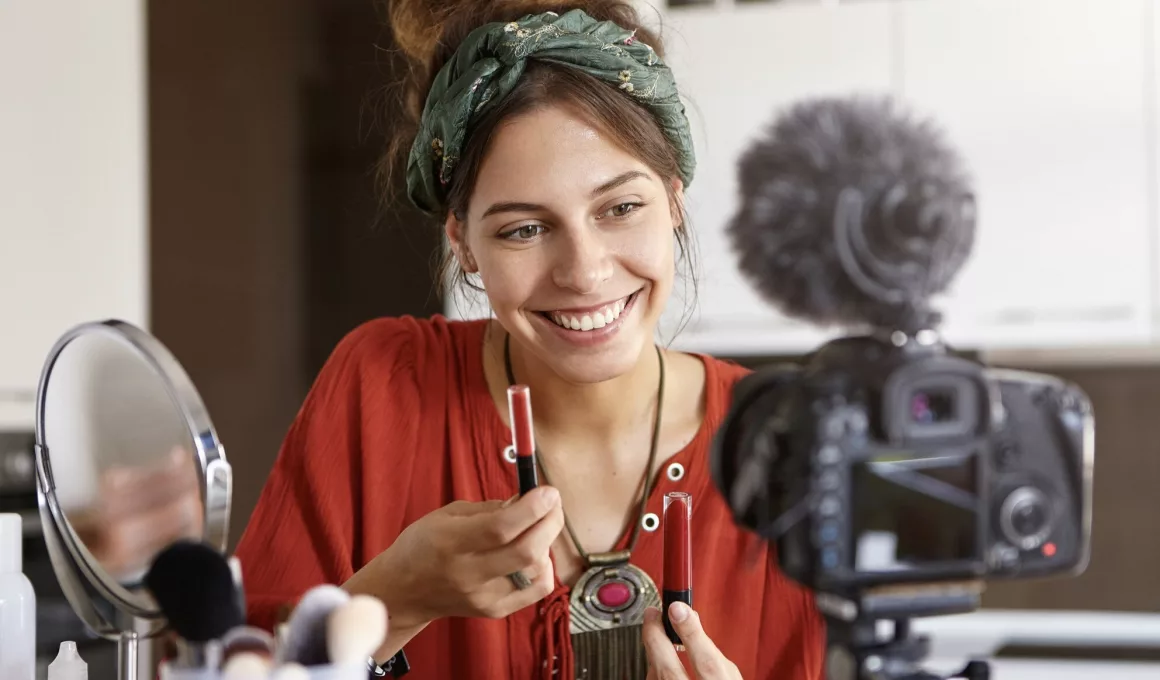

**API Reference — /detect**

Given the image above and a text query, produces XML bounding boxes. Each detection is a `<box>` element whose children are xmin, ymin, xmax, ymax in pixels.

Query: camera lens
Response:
<box><xmin>999</xmin><ymin>486</ymin><xmax>1053</xmax><ymax>551</ymax></box>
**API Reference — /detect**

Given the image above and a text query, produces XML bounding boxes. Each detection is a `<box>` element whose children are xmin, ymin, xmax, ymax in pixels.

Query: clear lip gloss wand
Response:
<box><xmin>507</xmin><ymin>385</ymin><xmax>539</xmax><ymax>495</ymax></box>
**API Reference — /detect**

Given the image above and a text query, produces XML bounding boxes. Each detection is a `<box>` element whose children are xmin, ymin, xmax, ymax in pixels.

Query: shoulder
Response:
<box><xmin>322</xmin><ymin>315</ymin><xmax>486</xmax><ymax>379</ymax></box>
<box><xmin>695</xmin><ymin>353</ymin><xmax>752</xmax><ymax>425</ymax></box>
<box><xmin>701</xmin><ymin>354</ymin><xmax>752</xmax><ymax>389</ymax></box>
<box><xmin>301</xmin><ymin>315</ymin><xmax>488</xmax><ymax>413</ymax></box>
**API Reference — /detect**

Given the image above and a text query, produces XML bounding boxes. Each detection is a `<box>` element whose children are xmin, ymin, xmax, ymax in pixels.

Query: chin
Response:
<box><xmin>545</xmin><ymin>346</ymin><xmax>647</xmax><ymax>385</ymax></box>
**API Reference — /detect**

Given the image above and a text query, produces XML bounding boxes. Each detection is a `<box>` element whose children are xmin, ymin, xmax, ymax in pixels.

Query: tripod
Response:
<box><xmin>817</xmin><ymin>581</ymin><xmax>993</xmax><ymax>680</ymax></box>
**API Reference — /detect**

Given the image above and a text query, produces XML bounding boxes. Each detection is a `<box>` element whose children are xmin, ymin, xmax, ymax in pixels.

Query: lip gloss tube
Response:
<box><xmin>507</xmin><ymin>384</ymin><xmax>539</xmax><ymax>495</ymax></box>
<box><xmin>663</xmin><ymin>491</ymin><xmax>692</xmax><ymax>649</ymax></box>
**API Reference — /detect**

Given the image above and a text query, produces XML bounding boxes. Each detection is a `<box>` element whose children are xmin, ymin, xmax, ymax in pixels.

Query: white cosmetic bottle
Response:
<box><xmin>0</xmin><ymin>513</ymin><xmax>36</xmax><ymax>680</ymax></box>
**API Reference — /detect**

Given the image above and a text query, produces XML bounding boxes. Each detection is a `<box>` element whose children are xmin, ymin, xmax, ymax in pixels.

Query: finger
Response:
<box><xmin>667</xmin><ymin>603</ymin><xmax>733</xmax><ymax>678</ymax></box>
<box><xmin>477</xmin><ymin>502</ymin><xmax>564</xmax><ymax>577</ymax></box>
<box><xmin>461</xmin><ymin>486</ymin><xmax>560</xmax><ymax>551</ymax></box>
<box><xmin>642</xmin><ymin>607</ymin><xmax>687</xmax><ymax>679</ymax></box>
<box><xmin>96</xmin><ymin>492</ymin><xmax>201</xmax><ymax>574</ymax></box>
<box><xmin>492</xmin><ymin>552</ymin><xmax>555</xmax><ymax>615</ymax></box>
<box><xmin>443</xmin><ymin>499</ymin><xmax>506</xmax><ymax>517</ymax></box>
<box><xmin>101</xmin><ymin>461</ymin><xmax>200</xmax><ymax>518</ymax></box>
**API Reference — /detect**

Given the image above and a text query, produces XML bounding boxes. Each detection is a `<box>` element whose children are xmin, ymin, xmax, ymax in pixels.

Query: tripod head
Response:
<box><xmin>818</xmin><ymin>581</ymin><xmax>993</xmax><ymax>680</ymax></box>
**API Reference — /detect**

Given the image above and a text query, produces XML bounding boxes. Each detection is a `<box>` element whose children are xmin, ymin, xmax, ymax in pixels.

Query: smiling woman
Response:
<box><xmin>233</xmin><ymin>2</ymin><xmax>825</xmax><ymax>679</ymax></box>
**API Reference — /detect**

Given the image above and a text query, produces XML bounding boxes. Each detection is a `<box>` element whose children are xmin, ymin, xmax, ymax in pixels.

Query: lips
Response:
<box><xmin>542</xmin><ymin>291</ymin><xmax>637</xmax><ymax>332</ymax></box>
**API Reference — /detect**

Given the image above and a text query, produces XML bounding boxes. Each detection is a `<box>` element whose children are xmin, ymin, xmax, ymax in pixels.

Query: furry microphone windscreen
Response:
<box><xmin>726</xmin><ymin>96</ymin><xmax>977</xmax><ymax>333</ymax></box>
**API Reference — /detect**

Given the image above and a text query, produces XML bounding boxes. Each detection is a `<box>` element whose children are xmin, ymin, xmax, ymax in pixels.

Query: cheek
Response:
<box><xmin>618</xmin><ymin>219</ymin><xmax>676</xmax><ymax>281</ymax></box>
<box><xmin>474</xmin><ymin>249</ymin><xmax>539</xmax><ymax>310</ymax></box>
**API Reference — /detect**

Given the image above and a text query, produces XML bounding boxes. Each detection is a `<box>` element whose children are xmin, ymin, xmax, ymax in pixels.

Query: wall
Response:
<box><xmin>148</xmin><ymin>0</ymin><xmax>311</xmax><ymax>547</ymax></box>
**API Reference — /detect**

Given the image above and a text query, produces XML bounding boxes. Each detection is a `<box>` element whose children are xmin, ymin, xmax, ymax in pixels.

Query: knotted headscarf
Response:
<box><xmin>405</xmin><ymin>8</ymin><xmax>696</xmax><ymax>216</ymax></box>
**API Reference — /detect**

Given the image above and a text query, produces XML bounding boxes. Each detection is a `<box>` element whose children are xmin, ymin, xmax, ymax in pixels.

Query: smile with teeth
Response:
<box><xmin>547</xmin><ymin>293</ymin><xmax>633</xmax><ymax>331</ymax></box>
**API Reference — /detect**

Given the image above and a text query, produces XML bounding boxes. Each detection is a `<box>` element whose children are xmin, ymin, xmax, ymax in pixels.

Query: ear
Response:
<box><xmin>444</xmin><ymin>212</ymin><xmax>478</xmax><ymax>273</ymax></box>
<box><xmin>668</xmin><ymin>176</ymin><xmax>687</xmax><ymax>230</ymax></box>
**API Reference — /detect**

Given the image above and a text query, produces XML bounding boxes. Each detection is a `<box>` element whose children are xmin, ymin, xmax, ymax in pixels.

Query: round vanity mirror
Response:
<box><xmin>34</xmin><ymin>319</ymin><xmax>233</xmax><ymax>680</ymax></box>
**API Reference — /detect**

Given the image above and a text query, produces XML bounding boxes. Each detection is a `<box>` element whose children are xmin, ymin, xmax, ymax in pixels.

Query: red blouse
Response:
<box><xmin>235</xmin><ymin>315</ymin><xmax>825</xmax><ymax>679</ymax></box>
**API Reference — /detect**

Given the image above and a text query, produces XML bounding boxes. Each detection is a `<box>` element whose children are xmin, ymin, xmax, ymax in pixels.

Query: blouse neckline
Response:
<box><xmin>457</xmin><ymin>318</ymin><xmax>721</xmax><ymax>563</ymax></box>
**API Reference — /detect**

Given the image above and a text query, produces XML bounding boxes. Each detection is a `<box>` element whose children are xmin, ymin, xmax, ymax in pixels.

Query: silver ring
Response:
<box><xmin>508</xmin><ymin>571</ymin><xmax>532</xmax><ymax>590</ymax></box>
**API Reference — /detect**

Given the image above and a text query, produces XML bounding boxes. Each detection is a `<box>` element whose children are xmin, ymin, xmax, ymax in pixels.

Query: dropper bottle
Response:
<box><xmin>48</xmin><ymin>641</ymin><xmax>89</xmax><ymax>680</ymax></box>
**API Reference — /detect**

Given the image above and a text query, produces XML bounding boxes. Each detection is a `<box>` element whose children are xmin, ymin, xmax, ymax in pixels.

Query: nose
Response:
<box><xmin>551</xmin><ymin>226</ymin><xmax>613</xmax><ymax>294</ymax></box>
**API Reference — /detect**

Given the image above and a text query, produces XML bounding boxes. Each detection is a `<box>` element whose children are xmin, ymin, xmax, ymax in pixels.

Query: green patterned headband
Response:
<box><xmin>405</xmin><ymin>8</ymin><xmax>696</xmax><ymax>217</ymax></box>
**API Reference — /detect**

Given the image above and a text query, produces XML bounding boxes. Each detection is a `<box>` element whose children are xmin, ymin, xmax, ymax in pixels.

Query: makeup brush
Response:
<box><xmin>327</xmin><ymin>594</ymin><xmax>389</xmax><ymax>666</ymax></box>
<box><xmin>220</xmin><ymin>625</ymin><xmax>276</xmax><ymax>667</ymax></box>
<box><xmin>145</xmin><ymin>540</ymin><xmax>244</xmax><ymax>669</ymax></box>
<box><xmin>228</xmin><ymin>555</ymin><xmax>247</xmax><ymax>620</ymax></box>
<box><xmin>221</xmin><ymin>651</ymin><xmax>271</xmax><ymax>679</ymax></box>
<box><xmin>268</xmin><ymin>663</ymin><xmax>311</xmax><ymax>680</ymax></box>
<box><xmin>277</xmin><ymin>584</ymin><xmax>351</xmax><ymax>666</ymax></box>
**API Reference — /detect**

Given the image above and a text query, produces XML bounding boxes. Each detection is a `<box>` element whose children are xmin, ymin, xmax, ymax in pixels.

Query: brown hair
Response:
<box><xmin>380</xmin><ymin>0</ymin><xmax>698</xmax><ymax>310</ymax></box>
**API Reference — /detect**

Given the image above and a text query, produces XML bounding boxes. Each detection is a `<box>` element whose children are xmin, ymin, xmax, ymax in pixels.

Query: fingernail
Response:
<box><xmin>644</xmin><ymin>607</ymin><xmax>660</xmax><ymax>623</ymax></box>
<box><xmin>670</xmin><ymin>602</ymin><xmax>691</xmax><ymax>623</ymax></box>
<box><xmin>543</xmin><ymin>487</ymin><xmax>559</xmax><ymax>503</ymax></box>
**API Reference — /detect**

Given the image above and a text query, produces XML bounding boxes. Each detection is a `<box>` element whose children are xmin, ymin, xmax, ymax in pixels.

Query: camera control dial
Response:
<box><xmin>998</xmin><ymin>486</ymin><xmax>1054</xmax><ymax>551</ymax></box>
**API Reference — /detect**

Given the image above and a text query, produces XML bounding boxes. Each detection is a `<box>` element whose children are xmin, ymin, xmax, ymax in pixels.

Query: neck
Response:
<box><xmin>485</xmin><ymin>322</ymin><xmax>662</xmax><ymax>449</ymax></box>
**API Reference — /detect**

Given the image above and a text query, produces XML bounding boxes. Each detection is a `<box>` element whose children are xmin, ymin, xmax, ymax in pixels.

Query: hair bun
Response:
<box><xmin>388</xmin><ymin>0</ymin><xmax>663</xmax><ymax>86</ymax></box>
<box><xmin>387</xmin><ymin>0</ymin><xmax>460</xmax><ymax>68</ymax></box>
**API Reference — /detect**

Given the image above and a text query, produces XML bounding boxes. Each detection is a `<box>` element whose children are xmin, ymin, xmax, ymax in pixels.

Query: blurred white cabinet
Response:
<box><xmin>657</xmin><ymin>0</ymin><xmax>897</xmax><ymax>355</ymax></box>
<box><xmin>898</xmin><ymin>0</ymin><xmax>1155</xmax><ymax>353</ymax></box>
<box><xmin>0</xmin><ymin>0</ymin><xmax>148</xmax><ymax>406</ymax></box>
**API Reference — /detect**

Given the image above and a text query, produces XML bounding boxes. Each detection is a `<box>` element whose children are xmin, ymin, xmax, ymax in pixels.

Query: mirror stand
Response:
<box><xmin>118</xmin><ymin>631</ymin><xmax>139</xmax><ymax>680</ymax></box>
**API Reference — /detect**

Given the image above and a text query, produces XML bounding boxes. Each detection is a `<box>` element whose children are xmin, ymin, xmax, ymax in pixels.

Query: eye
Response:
<box><xmin>603</xmin><ymin>202</ymin><xmax>643</xmax><ymax>219</ymax></box>
<box><xmin>501</xmin><ymin>223</ymin><xmax>545</xmax><ymax>241</ymax></box>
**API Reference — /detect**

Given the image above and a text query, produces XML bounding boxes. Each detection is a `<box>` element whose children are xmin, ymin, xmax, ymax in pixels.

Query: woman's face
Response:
<box><xmin>451</xmin><ymin>105</ymin><xmax>682</xmax><ymax>384</ymax></box>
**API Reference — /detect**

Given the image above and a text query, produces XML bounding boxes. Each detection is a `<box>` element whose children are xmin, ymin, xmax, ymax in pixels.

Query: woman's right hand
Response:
<box><xmin>346</xmin><ymin>485</ymin><xmax>565</xmax><ymax>634</ymax></box>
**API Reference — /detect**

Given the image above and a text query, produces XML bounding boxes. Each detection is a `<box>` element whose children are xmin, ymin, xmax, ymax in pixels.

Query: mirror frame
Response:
<box><xmin>33</xmin><ymin>319</ymin><xmax>233</xmax><ymax>639</ymax></box>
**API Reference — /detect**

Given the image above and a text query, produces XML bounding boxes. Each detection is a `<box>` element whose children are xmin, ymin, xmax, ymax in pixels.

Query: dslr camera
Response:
<box><xmin>710</xmin><ymin>96</ymin><xmax>1094</xmax><ymax>612</ymax></box>
<box><xmin>713</xmin><ymin>332</ymin><xmax>1093</xmax><ymax>595</ymax></box>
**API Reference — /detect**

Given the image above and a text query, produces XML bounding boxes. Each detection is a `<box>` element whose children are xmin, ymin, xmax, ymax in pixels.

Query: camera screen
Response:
<box><xmin>910</xmin><ymin>388</ymin><xmax>956</xmax><ymax>424</ymax></box>
<box><xmin>850</xmin><ymin>451</ymin><xmax>980</xmax><ymax>572</ymax></box>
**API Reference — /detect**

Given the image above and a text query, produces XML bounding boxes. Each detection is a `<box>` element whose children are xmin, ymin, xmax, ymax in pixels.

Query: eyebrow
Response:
<box><xmin>590</xmin><ymin>170</ymin><xmax>650</xmax><ymax>198</ymax></box>
<box><xmin>479</xmin><ymin>170</ymin><xmax>652</xmax><ymax>219</ymax></box>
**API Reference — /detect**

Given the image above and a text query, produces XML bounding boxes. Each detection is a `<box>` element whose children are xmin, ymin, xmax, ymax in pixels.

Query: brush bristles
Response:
<box><xmin>327</xmin><ymin>594</ymin><xmax>389</xmax><ymax>665</ymax></box>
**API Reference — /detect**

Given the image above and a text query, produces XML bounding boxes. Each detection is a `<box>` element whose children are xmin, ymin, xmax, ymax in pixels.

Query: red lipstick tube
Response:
<box><xmin>663</xmin><ymin>491</ymin><xmax>692</xmax><ymax>648</ymax></box>
<box><xmin>507</xmin><ymin>384</ymin><xmax>539</xmax><ymax>495</ymax></box>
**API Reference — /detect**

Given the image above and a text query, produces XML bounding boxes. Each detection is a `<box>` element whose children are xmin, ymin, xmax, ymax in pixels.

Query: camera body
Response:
<box><xmin>712</xmin><ymin>331</ymin><xmax>1093</xmax><ymax>596</ymax></box>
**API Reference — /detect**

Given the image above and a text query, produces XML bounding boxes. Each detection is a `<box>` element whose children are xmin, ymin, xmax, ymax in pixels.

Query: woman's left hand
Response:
<box><xmin>643</xmin><ymin>603</ymin><xmax>742</xmax><ymax>680</ymax></box>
